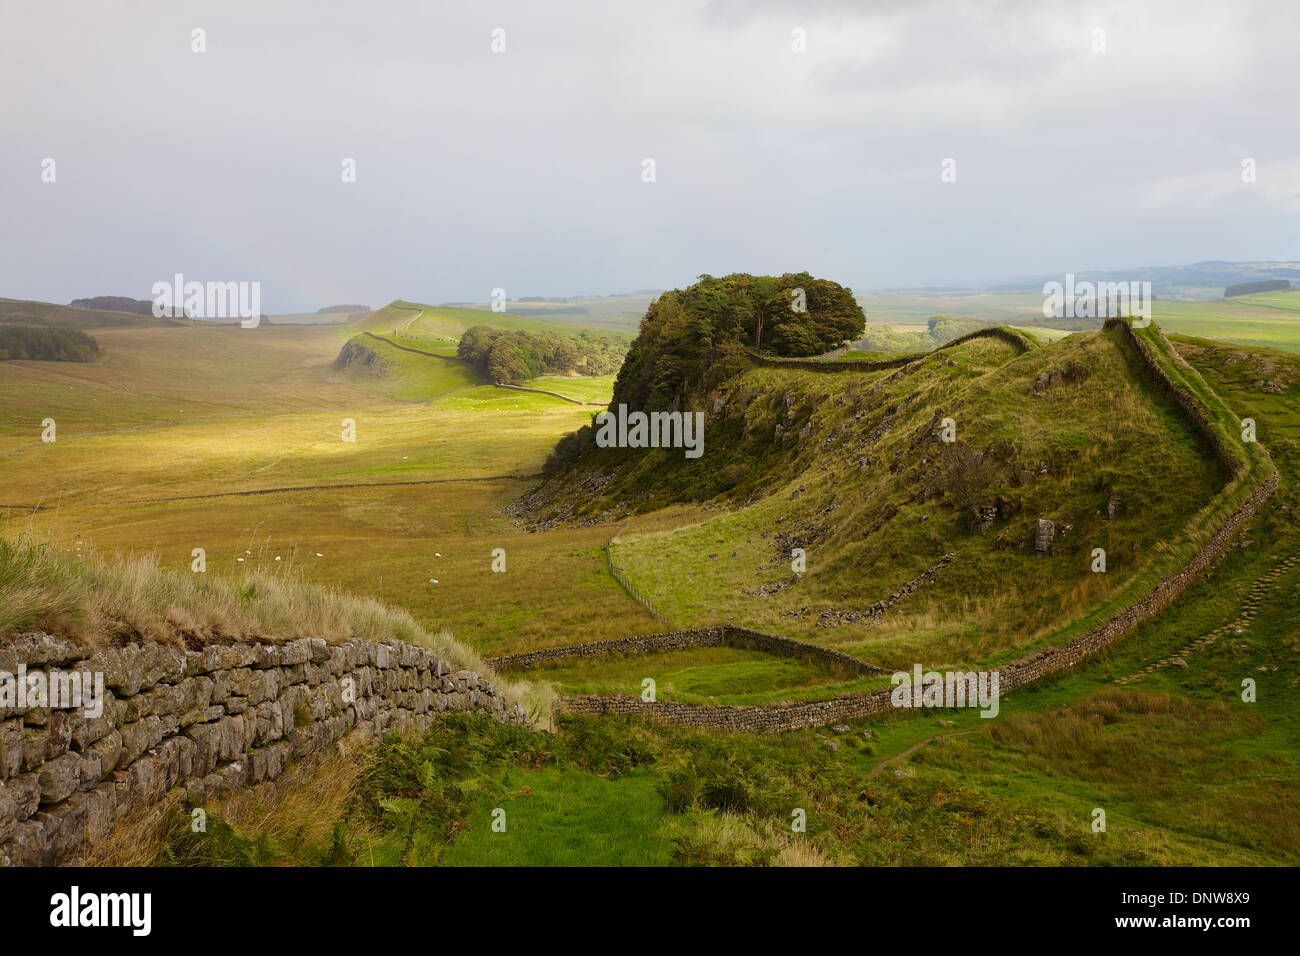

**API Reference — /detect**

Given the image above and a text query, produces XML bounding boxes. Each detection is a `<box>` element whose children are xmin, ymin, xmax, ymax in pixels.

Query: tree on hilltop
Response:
<box><xmin>611</xmin><ymin>272</ymin><xmax>865</xmax><ymax>411</ymax></box>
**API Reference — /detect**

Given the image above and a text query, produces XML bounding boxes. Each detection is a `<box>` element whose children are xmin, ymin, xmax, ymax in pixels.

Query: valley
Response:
<box><xmin>2</xmin><ymin>286</ymin><xmax>1297</xmax><ymax>867</ymax></box>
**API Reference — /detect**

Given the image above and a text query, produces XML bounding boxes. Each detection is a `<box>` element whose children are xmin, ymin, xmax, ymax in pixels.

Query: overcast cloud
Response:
<box><xmin>1</xmin><ymin>0</ymin><xmax>1297</xmax><ymax>311</ymax></box>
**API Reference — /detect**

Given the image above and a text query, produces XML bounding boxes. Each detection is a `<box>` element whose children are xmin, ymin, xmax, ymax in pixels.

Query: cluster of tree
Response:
<box><xmin>456</xmin><ymin>325</ymin><xmax>626</xmax><ymax>384</ymax></box>
<box><xmin>611</xmin><ymin>273</ymin><xmax>865</xmax><ymax>412</ymax></box>
<box><xmin>541</xmin><ymin>273</ymin><xmax>866</xmax><ymax>473</ymax></box>
<box><xmin>1225</xmin><ymin>279</ymin><xmax>1291</xmax><ymax>298</ymax></box>
<box><xmin>69</xmin><ymin>296</ymin><xmax>154</xmax><ymax>315</ymax></box>
<box><xmin>0</xmin><ymin>325</ymin><xmax>100</xmax><ymax>362</ymax></box>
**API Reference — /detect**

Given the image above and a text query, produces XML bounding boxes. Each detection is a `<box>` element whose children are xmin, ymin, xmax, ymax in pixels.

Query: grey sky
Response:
<box><xmin>2</xmin><ymin>0</ymin><xmax>1297</xmax><ymax>311</ymax></box>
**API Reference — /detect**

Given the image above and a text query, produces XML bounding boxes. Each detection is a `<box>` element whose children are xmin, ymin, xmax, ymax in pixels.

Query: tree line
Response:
<box><xmin>69</xmin><ymin>296</ymin><xmax>155</xmax><ymax>315</ymax></box>
<box><xmin>0</xmin><ymin>325</ymin><xmax>101</xmax><ymax>362</ymax></box>
<box><xmin>456</xmin><ymin>325</ymin><xmax>626</xmax><ymax>384</ymax></box>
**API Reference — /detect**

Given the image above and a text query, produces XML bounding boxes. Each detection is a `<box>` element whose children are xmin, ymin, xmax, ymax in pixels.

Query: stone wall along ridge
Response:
<box><xmin>558</xmin><ymin>321</ymin><xmax>1277</xmax><ymax>732</ymax></box>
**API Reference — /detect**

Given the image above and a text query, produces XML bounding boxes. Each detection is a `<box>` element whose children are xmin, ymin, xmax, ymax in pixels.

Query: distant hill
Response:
<box><xmin>69</xmin><ymin>295</ymin><xmax>154</xmax><ymax>315</ymax></box>
<box><xmin>941</xmin><ymin>261</ymin><xmax>1300</xmax><ymax>299</ymax></box>
<box><xmin>0</xmin><ymin>297</ymin><xmax>183</xmax><ymax>328</ymax></box>
<box><xmin>317</xmin><ymin>304</ymin><xmax>370</xmax><ymax>314</ymax></box>
<box><xmin>439</xmin><ymin>291</ymin><xmax>660</xmax><ymax>334</ymax></box>
<box><xmin>263</xmin><ymin>309</ymin><xmax>366</xmax><ymax>325</ymax></box>
<box><xmin>328</xmin><ymin>333</ymin><xmax>480</xmax><ymax>399</ymax></box>
<box><xmin>502</xmin><ymin>305</ymin><xmax>590</xmax><ymax>316</ymax></box>
<box><xmin>355</xmin><ymin>300</ymin><xmax>632</xmax><ymax>341</ymax></box>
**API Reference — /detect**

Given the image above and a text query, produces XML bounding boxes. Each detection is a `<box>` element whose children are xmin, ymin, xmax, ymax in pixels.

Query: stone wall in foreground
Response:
<box><xmin>0</xmin><ymin>634</ymin><xmax>525</xmax><ymax>866</ymax></box>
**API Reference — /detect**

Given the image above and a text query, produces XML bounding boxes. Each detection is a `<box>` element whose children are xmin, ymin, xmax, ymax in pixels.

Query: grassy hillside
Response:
<box><xmin>0</xmin><ymin>297</ymin><xmax>181</xmax><ymax>328</ymax></box>
<box><xmin>326</xmin><ymin>333</ymin><xmax>481</xmax><ymax>399</ymax></box>
<box><xmin>352</xmin><ymin>300</ymin><xmax>619</xmax><ymax>342</ymax></box>
<box><xmin>0</xmin><ymin>323</ymin><xmax>382</xmax><ymax>447</ymax></box>
<box><xmin>155</xmin><ymin>327</ymin><xmax>1298</xmax><ymax>868</ymax></box>
<box><xmin>0</xmin><ymin>311</ymin><xmax>654</xmax><ymax>667</ymax></box>
<box><xmin>4</xmin><ymin>287</ymin><xmax>1295</xmax><ymax>867</ymax></box>
<box><xmin>521</xmin><ymin>375</ymin><xmax>615</xmax><ymax>404</ymax></box>
<box><xmin>521</xmin><ymin>325</ymin><xmax>1246</xmax><ymax>704</ymax></box>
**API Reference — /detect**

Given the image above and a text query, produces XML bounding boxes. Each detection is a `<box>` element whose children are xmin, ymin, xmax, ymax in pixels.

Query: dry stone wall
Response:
<box><xmin>559</xmin><ymin>470</ymin><xmax>1273</xmax><ymax>730</ymax></box>
<box><xmin>559</xmin><ymin>689</ymin><xmax>896</xmax><ymax>731</ymax></box>
<box><xmin>362</xmin><ymin>331</ymin><xmax>472</xmax><ymax>368</ymax></box>
<box><xmin>0</xmin><ymin>634</ymin><xmax>525</xmax><ymax>866</ymax></box>
<box><xmin>493</xmin><ymin>382</ymin><xmax>604</xmax><ymax>406</ymax></box>
<box><xmin>751</xmin><ymin>327</ymin><xmax>1034</xmax><ymax>373</ymax></box>
<box><xmin>489</xmin><ymin>624</ymin><xmax>885</xmax><ymax>676</ymax></box>
<box><xmin>560</xmin><ymin>323</ymin><xmax>1278</xmax><ymax>732</ymax></box>
<box><xmin>754</xmin><ymin>352</ymin><xmax>923</xmax><ymax>373</ymax></box>
<box><xmin>1102</xmin><ymin>318</ymin><xmax>1243</xmax><ymax>476</ymax></box>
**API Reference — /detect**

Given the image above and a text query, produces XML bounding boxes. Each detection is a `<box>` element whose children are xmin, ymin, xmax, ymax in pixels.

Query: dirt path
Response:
<box><xmin>869</xmin><ymin>730</ymin><xmax>979</xmax><ymax>776</ymax></box>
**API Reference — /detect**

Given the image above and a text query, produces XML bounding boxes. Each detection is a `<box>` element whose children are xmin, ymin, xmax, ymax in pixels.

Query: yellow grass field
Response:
<box><xmin>1</xmin><ymin>322</ymin><xmax>646</xmax><ymax>660</ymax></box>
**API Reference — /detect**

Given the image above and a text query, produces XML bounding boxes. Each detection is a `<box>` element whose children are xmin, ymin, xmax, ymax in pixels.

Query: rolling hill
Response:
<box><xmin>351</xmin><ymin>299</ymin><xmax>625</xmax><ymax>341</ymax></box>
<box><xmin>519</xmin><ymin>323</ymin><xmax>1242</xmax><ymax>691</ymax></box>
<box><xmin>327</xmin><ymin>333</ymin><xmax>481</xmax><ymax>399</ymax></box>
<box><xmin>0</xmin><ymin>297</ymin><xmax>183</xmax><ymax>329</ymax></box>
<box><xmin>2</xmin><ymin>278</ymin><xmax>1295</xmax><ymax>869</ymax></box>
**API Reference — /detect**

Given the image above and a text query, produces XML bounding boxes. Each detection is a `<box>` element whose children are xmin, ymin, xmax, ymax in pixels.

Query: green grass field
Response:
<box><xmin>326</xmin><ymin>334</ymin><xmax>481</xmax><ymax>399</ymax></box>
<box><xmin>352</xmin><ymin>300</ymin><xmax>626</xmax><ymax>342</ymax></box>
<box><xmin>860</xmin><ymin>288</ymin><xmax>1300</xmax><ymax>352</ymax></box>
<box><xmin>519</xmin><ymin>375</ymin><xmax>614</xmax><ymax>404</ymax></box>
<box><xmin>3</xmin><ymin>297</ymin><xmax>1298</xmax><ymax>866</ymax></box>
<box><xmin>436</xmin><ymin>292</ymin><xmax>657</xmax><ymax>335</ymax></box>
